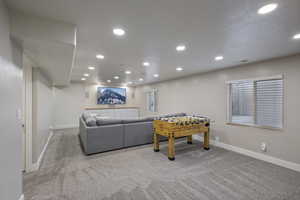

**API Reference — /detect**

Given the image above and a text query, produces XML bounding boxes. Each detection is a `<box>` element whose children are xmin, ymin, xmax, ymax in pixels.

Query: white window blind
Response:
<box><xmin>228</xmin><ymin>76</ymin><xmax>283</xmax><ymax>129</ymax></box>
<box><xmin>255</xmin><ymin>79</ymin><xmax>283</xmax><ymax>128</ymax></box>
<box><xmin>231</xmin><ymin>80</ymin><xmax>254</xmax><ymax>125</ymax></box>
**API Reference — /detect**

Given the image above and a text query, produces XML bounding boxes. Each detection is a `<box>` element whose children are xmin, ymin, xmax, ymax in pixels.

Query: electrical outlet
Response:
<box><xmin>260</xmin><ymin>142</ymin><xmax>267</xmax><ymax>152</ymax></box>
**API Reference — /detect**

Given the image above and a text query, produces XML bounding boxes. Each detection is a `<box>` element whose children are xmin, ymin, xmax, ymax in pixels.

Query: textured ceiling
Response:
<box><xmin>6</xmin><ymin>0</ymin><xmax>300</xmax><ymax>86</ymax></box>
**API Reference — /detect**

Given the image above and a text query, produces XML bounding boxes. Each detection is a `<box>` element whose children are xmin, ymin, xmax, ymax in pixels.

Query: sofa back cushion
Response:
<box><xmin>82</xmin><ymin>112</ymin><xmax>99</xmax><ymax>120</ymax></box>
<box><xmin>155</xmin><ymin>113</ymin><xmax>186</xmax><ymax>119</ymax></box>
<box><xmin>172</xmin><ymin>113</ymin><xmax>186</xmax><ymax>117</ymax></box>
<box><xmin>144</xmin><ymin>116</ymin><xmax>156</xmax><ymax>121</ymax></box>
<box><xmin>82</xmin><ymin>113</ymin><xmax>90</xmax><ymax>121</ymax></box>
<box><xmin>122</xmin><ymin>117</ymin><xmax>150</xmax><ymax>124</ymax></box>
<box><xmin>96</xmin><ymin>117</ymin><xmax>123</xmax><ymax>126</ymax></box>
<box><xmin>85</xmin><ymin>117</ymin><xmax>97</xmax><ymax>127</ymax></box>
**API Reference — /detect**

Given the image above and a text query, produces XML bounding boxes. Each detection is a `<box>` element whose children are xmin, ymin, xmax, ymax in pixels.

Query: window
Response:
<box><xmin>146</xmin><ymin>89</ymin><xmax>157</xmax><ymax>112</ymax></box>
<box><xmin>227</xmin><ymin>75</ymin><xmax>283</xmax><ymax>129</ymax></box>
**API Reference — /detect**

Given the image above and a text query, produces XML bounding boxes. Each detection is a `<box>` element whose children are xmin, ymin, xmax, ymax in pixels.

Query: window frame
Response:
<box><xmin>226</xmin><ymin>75</ymin><xmax>284</xmax><ymax>130</ymax></box>
<box><xmin>146</xmin><ymin>89</ymin><xmax>158</xmax><ymax>112</ymax></box>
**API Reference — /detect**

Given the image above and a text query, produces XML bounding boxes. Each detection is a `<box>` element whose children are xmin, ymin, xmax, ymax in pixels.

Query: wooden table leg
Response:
<box><xmin>153</xmin><ymin>133</ymin><xmax>160</xmax><ymax>152</ymax></box>
<box><xmin>204</xmin><ymin>130</ymin><xmax>210</xmax><ymax>150</ymax></box>
<box><xmin>187</xmin><ymin>135</ymin><xmax>193</xmax><ymax>144</ymax></box>
<box><xmin>168</xmin><ymin>133</ymin><xmax>175</xmax><ymax>161</ymax></box>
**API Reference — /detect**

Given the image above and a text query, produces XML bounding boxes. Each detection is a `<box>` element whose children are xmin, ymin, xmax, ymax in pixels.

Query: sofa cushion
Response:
<box><xmin>96</xmin><ymin>117</ymin><xmax>123</xmax><ymax>126</ymax></box>
<box><xmin>82</xmin><ymin>113</ymin><xmax>91</xmax><ymax>121</ymax></box>
<box><xmin>144</xmin><ymin>116</ymin><xmax>156</xmax><ymax>121</ymax></box>
<box><xmin>82</xmin><ymin>112</ymin><xmax>100</xmax><ymax>120</ymax></box>
<box><xmin>122</xmin><ymin>117</ymin><xmax>149</xmax><ymax>124</ymax></box>
<box><xmin>167</xmin><ymin>113</ymin><xmax>186</xmax><ymax>117</ymax></box>
<box><xmin>173</xmin><ymin>113</ymin><xmax>186</xmax><ymax>117</ymax></box>
<box><xmin>156</xmin><ymin>113</ymin><xmax>186</xmax><ymax>119</ymax></box>
<box><xmin>85</xmin><ymin>117</ymin><xmax>97</xmax><ymax>127</ymax></box>
<box><xmin>157</xmin><ymin>114</ymin><xmax>169</xmax><ymax>119</ymax></box>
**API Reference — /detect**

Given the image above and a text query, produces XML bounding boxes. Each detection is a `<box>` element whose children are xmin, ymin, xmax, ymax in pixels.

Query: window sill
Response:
<box><xmin>226</xmin><ymin>122</ymin><xmax>283</xmax><ymax>131</ymax></box>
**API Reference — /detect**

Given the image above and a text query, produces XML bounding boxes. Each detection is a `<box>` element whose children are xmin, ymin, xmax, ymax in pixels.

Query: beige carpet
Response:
<box><xmin>24</xmin><ymin>128</ymin><xmax>300</xmax><ymax>200</ymax></box>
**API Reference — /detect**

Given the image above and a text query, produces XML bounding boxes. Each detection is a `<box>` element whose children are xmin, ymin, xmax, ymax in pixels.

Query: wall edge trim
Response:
<box><xmin>193</xmin><ymin>135</ymin><xmax>300</xmax><ymax>172</ymax></box>
<box><xmin>31</xmin><ymin>131</ymin><xmax>53</xmax><ymax>171</ymax></box>
<box><xmin>18</xmin><ymin>194</ymin><xmax>24</xmax><ymax>200</ymax></box>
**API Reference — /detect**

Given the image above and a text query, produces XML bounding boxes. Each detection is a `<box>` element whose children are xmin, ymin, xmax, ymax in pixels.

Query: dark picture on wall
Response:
<box><xmin>97</xmin><ymin>87</ymin><xmax>126</xmax><ymax>104</ymax></box>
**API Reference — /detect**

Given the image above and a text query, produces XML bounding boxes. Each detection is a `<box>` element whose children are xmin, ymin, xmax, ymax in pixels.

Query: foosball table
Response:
<box><xmin>153</xmin><ymin>116</ymin><xmax>210</xmax><ymax>161</ymax></box>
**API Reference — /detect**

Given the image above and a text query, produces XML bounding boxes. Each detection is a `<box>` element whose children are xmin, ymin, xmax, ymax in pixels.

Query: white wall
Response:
<box><xmin>0</xmin><ymin>1</ymin><xmax>23</xmax><ymax>199</ymax></box>
<box><xmin>53</xmin><ymin>83</ymin><xmax>85</xmax><ymax>128</ymax></box>
<box><xmin>32</xmin><ymin>68</ymin><xmax>54</xmax><ymax>163</ymax></box>
<box><xmin>53</xmin><ymin>83</ymin><xmax>137</xmax><ymax>128</ymax></box>
<box><xmin>135</xmin><ymin>55</ymin><xmax>300</xmax><ymax>165</ymax></box>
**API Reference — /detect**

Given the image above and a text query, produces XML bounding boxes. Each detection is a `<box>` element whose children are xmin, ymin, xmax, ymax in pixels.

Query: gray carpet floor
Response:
<box><xmin>24</xmin><ymin>128</ymin><xmax>300</xmax><ymax>200</ymax></box>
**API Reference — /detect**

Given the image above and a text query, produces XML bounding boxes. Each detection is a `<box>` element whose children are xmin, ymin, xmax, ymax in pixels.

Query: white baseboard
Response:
<box><xmin>19</xmin><ymin>194</ymin><xmax>24</xmax><ymax>200</ymax></box>
<box><xmin>31</xmin><ymin>131</ymin><xmax>53</xmax><ymax>171</ymax></box>
<box><xmin>193</xmin><ymin>135</ymin><xmax>300</xmax><ymax>172</ymax></box>
<box><xmin>52</xmin><ymin>124</ymin><xmax>78</xmax><ymax>130</ymax></box>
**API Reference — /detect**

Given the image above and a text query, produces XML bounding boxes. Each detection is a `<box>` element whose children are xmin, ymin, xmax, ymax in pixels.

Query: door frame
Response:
<box><xmin>23</xmin><ymin>54</ymin><xmax>34</xmax><ymax>172</ymax></box>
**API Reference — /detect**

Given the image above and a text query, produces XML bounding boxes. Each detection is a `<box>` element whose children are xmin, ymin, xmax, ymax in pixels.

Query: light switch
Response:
<box><xmin>16</xmin><ymin>108</ymin><xmax>22</xmax><ymax>121</ymax></box>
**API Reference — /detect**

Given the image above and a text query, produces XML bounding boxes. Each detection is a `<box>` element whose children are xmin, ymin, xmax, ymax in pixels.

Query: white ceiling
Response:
<box><xmin>9</xmin><ymin>10</ymin><xmax>76</xmax><ymax>86</ymax></box>
<box><xmin>23</xmin><ymin>39</ymin><xmax>75</xmax><ymax>85</ymax></box>
<box><xmin>6</xmin><ymin>0</ymin><xmax>300</xmax><ymax>86</ymax></box>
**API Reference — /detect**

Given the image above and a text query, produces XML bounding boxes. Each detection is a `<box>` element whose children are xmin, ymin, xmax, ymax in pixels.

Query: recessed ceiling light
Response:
<box><xmin>258</xmin><ymin>3</ymin><xmax>278</xmax><ymax>15</ymax></box>
<box><xmin>113</xmin><ymin>28</ymin><xmax>126</xmax><ymax>36</ymax></box>
<box><xmin>125</xmin><ymin>70</ymin><xmax>131</xmax><ymax>74</ymax></box>
<box><xmin>114</xmin><ymin>76</ymin><xmax>120</xmax><ymax>80</ymax></box>
<box><xmin>88</xmin><ymin>66</ymin><xmax>95</xmax><ymax>70</ymax></box>
<box><xmin>83</xmin><ymin>73</ymin><xmax>89</xmax><ymax>77</ymax></box>
<box><xmin>176</xmin><ymin>67</ymin><xmax>183</xmax><ymax>71</ymax></box>
<box><xmin>215</xmin><ymin>56</ymin><xmax>224</xmax><ymax>61</ymax></box>
<box><xmin>81</xmin><ymin>78</ymin><xmax>86</xmax><ymax>81</ymax></box>
<box><xmin>107</xmin><ymin>80</ymin><xmax>111</xmax><ymax>83</ymax></box>
<box><xmin>176</xmin><ymin>45</ymin><xmax>186</xmax><ymax>52</ymax></box>
<box><xmin>153</xmin><ymin>74</ymin><xmax>159</xmax><ymax>78</ymax></box>
<box><xmin>143</xmin><ymin>62</ymin><xmax>150</xmax><ymax>66</ymax></box>
<box><xmin>293</xmin><ymin>33</ymin><xmax>300</xmax><ymax>40</ymax></box>
<box><xmin>96</xmin><ymin>54</ymin><xmax>104</xmax><ymax>59</ymax></box>
<box><xmin>139</xmin><ymin>78</ymin><xmax>144</xmax><ymax>81</ymax></box>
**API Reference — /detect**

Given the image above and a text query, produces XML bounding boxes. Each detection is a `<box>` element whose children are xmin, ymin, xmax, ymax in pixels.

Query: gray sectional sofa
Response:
<box><xmin>79</xmin><ymin>112</ymin><xmax>186</xmax><ymax>155</ymax></box>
